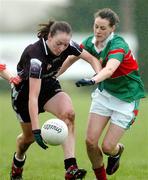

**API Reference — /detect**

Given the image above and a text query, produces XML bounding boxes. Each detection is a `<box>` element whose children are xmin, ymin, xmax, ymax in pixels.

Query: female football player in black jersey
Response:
<box><xmin>10</xmin><ymin>19</ymin><xmax>102</xmax><ymax>180</ymax></box>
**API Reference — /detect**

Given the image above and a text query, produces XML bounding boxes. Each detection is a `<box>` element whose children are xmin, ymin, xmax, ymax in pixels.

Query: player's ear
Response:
<box><xmin>47</xmin><ymin>33</ymin><xmax>52</xmax><ymax>41</ymax></box>
<box><xmin>112</xmin><ymin>25</ymin><xmax>116</xmax><ymax>32</ymax></box>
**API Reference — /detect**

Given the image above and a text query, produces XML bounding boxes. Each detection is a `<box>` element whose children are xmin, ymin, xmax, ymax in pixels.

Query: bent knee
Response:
<box><xmin>59</xmin><ymin>110</ymin><xmax>75</xmax><ymax>124</ymax></box>
<box><xmin>102</xmin><ymin>141</ymin><xmax>115</xmax><ymax>155</ymax></box>
<box><xmin>86</xmin><ymin>136</ymin><xmax>98</xmax><ymax>149</ymax></box>
<box><xmin>17</xmin><ymin>133</ymin><xmax>34</xmax><ymax>145</ymax></box>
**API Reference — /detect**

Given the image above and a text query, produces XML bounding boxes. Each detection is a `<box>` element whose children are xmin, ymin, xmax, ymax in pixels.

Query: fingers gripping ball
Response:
<box><xmin>41</xmin><ymin>119</ymin><xmax>68</xmax><ymax>146</ymax></box>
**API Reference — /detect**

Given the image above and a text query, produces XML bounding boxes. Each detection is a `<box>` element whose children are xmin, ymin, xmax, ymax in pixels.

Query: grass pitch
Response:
<box><xmin>0</xmin><ymin>81</ymin><xmax>148</xmax><ymax>179</ymax></box>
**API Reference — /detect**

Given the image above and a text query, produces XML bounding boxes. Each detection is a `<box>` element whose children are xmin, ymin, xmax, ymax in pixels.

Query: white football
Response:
<box><xmin>41</xmin><ymin>118</ymin><xmax>68</xmax><ymax>146</ymax></box>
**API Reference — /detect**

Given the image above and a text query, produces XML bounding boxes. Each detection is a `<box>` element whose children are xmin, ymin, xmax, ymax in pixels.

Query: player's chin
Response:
<box><xmin>95</xmin><ymin>36</ymin><xmax>105</xmax><ymax>42</ymax></box>
<box><xmin>53</xmin><ymin>51</ymin><xmax>62</xmax><ymax>56</ymax></box>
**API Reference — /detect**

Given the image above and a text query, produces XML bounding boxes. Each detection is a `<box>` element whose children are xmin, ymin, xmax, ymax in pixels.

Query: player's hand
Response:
<box><xmin>32</xmin><ymin>129</ymin><xmax>48</xmax><ymax>150</ymax></box>
<box><xmin>75</xmin><ymin>78</ymin><xmax>95</xmax><ymax>87</ymax></box>
<box><xmin>9</xmin><ymin>76</ymin><xmax>22</xmax><ymax>85</ymax></box>
<box><xmin>0</xmin><ymin>64</ymin><xmax>6</xmax><ymax>71</ymax></box>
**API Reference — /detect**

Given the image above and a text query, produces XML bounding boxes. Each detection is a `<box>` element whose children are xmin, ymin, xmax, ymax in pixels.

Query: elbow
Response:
<box><xmin>106</xmin><ymin>68</ymin><xmax>114</xmax><ymax>78</ymax></box>
<box><xmin>29</xmin><ymin>96</ymin><xmax>38</xmax><ymax>107</ymax></box>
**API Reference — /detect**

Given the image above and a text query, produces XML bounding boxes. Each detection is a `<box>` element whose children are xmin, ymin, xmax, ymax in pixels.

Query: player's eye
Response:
<box><xmin>95</xmin><ymin>25</ymin><xmax>99</xmax><ymax>29</ymax></box>
<box><xmin>100</xmin><ymin>27</ymin><xmax>106</xmax><ymax>30</ymax></box>
<box><xmin>56</xmin><ymin>42</ymin><xmax>62</xmax><ymax>46</ymax></box>
<box><xmin>64</xmin><ymin>43</ymin><xmax>69</xmax><ymax>47</ymax></box>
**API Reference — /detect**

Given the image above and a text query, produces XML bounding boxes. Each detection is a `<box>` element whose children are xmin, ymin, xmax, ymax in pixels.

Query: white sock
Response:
<box><xmin>15</xmin><ymin>153</ymin><xmax>25</xmax><ymax>162</ymax></box>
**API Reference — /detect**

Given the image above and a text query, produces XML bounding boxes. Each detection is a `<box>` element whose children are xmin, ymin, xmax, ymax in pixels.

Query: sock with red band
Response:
<box><xmin>93</xmin><ymin>165</ymin><xmax>107</xmax><ymax>180</ymax></box>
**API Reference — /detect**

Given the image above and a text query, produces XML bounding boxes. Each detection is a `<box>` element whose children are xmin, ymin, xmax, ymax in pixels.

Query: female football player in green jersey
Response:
<box><xmin>59</xmin><ymin>8</ymin><xmax>145</xmax><ymax>180</ymax></box>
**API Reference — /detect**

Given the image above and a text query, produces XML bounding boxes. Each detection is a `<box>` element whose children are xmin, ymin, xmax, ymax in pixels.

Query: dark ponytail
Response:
<box><xmin>37</xmin><ymin>19</ymin><xmax>55</xmax><ymax>39</ymax></box>
<box><xmin>37</xmin><ymin>19</ymin><xmax>72</xmax><ymax>40</ymax></box>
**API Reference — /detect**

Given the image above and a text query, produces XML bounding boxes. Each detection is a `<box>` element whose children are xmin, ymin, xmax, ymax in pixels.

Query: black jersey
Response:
<box><xmin>17</xmin><ymin>38</ymin><xmax>82</xmax><ymax>80</ymax></box>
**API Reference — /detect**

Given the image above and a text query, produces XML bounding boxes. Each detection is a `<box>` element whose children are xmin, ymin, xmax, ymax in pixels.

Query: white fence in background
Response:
<box><xmin>0</xmin><ymin>33</ymin><xmax>138</xmax><ymax>80</ymax></box>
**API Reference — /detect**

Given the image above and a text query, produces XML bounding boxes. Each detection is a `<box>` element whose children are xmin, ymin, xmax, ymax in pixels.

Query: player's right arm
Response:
<box><xmin>29</xmin><ymin>77</ymin><xmax>41</xmax><ymax>130</ymax></box>
<box><xmin>29</xmin><ymin>77</ymin><xmax>48</xmax><ymax>150</ymax></box>
<box><xmin>28</xmin><ymin>58</ymin><xmax>48</xmax><ymax>149</ymax></box>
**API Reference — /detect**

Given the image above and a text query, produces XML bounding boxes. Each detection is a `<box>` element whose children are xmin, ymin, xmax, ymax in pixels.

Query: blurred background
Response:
<box><xmin>0</xmin><ymin>1</ymin><xmax>148</xmax><ymax>179</ymax></box>
<box><xmin>0</xmin><ymin>0</ymin><xmax>148</xmax><ymax>90</ymax></box>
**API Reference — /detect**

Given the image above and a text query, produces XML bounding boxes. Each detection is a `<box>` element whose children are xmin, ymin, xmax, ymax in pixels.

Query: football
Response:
<box><xmin>41</xmin><ymin>118</ymin><xmax>68</xmax><ymax>146</ymax></box>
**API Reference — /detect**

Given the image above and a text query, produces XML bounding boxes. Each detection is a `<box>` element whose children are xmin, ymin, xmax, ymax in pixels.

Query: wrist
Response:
<box><xmin>9</xmin><ymin>77</ymin><xmax>14</xmax><ymax>83</ymax></box>
<box><xmin>91</xmin><ymin>79</ymin><xmax>96</xmax><ymax>84</ymax></box>
<box><xmin>32</xmin><ymin>129</ymin><xmax>41</xmax><ymax>134</ymax></box>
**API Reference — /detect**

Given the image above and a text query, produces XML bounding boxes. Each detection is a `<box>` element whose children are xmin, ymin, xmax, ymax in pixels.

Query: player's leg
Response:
<box><xmin>102</xmin><ymin>123</ymin><xmax>125</xmax><ymax>175</ymax></box>
<box><xmin>86</xmin><ymin>113</ymin><xmax>109</xmax><ymax>180</ymax></box>
<box><xmin>44</xmin><ymin>92</ymin><xmax>75</xmax><ymax>158</ymax></box>
<box><xmin>10</xmin><ymin>122</ymin><xmax>34</xmax><ymax>180</ymax></box>
<box><xmin>44</xmin><ymin>91</ymin><xmax>86</xmax><ymax>179</ymax></box>
<box><xmin>102</xmin><ymin>98</ymin><xmax>138</xmax><ymax>175</ymax></box>
<box><xmin>86</xmin><ymin>88</ymin><xmax>112</xmax><ymax>180</ymax></box>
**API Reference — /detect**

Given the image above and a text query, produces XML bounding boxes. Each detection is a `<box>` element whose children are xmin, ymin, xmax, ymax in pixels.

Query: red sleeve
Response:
<box><xmin>79</xmin><ymin>43</ymin><xmax>84</xmax><ymax>49</ymax></box>
<box><xmin>0</xmin><ymin>64</ymin><xmax>6</xmax><ymax>71</ymax></box>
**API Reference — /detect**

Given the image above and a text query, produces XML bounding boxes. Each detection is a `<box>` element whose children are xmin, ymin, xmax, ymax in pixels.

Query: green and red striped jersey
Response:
<box><xmin>80</xmin><ymin>34</ymin><xmax>145</xmax><ymax>102</ymax></box>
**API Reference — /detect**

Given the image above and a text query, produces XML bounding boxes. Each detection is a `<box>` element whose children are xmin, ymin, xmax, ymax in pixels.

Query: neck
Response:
<box><xmin>95</xmin><ymin>41</ymin><xmax>104</xmax><ymax>49</ymax></box>
<box><xmin>46</xmin><ymin>40</ymin><xmax>50</xmax><ymax>48</ymax></box>
<box><xmin>95</xmin><ymin>32</ymin><xmax>114</xmax><ymax>49</ymax></box>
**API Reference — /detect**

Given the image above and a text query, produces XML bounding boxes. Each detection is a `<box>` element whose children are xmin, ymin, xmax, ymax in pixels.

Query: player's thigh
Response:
<box><xmin>86</xmin><ymin>113</ymin><xmax>109</xmax><ymax>144</ymax></box>
<box><xmin>43</xmin><ymin>92</ymin><xmax>74</xmax><ymax>117</ymax></box>
<box><xmin>102</xmin><ymin>123</ymin><xmax>125</xmax><ymax>148</ymax></box>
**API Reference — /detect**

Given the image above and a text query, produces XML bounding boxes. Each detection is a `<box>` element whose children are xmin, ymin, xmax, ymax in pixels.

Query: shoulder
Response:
<box><xmin>110</xmin><ymin>34</ymin><xmax>129</xmax><ymax>53</ymax></box>
<box><xmin>22</xmin><ymin>39</ymin><xmax>42</xmax><ymax>57</ymax></box>
<box><xmin>81</xmin><ymin>35</ymin><xmax>94</xmax><ymax>47</ymax></box>
<box><xmin>68</xmin><ymin>40</ymin><xmax>82</xmax><ymax>55</ymax></box>
<box><xmin>111</xmin><ymin>34</ymin><xmax>129</xmax><ymax>47</ymax></box>
<box><xmin>69</xmin><ymin>40</ymin><xmax>80</xmax><ymax>49</ymax></box>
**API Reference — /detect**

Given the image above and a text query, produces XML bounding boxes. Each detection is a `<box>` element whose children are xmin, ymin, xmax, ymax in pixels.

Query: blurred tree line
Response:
<box><xmin>52</xmin><ymin>0</ymin><xmax>148</xmax><ymax>91</ymax></box>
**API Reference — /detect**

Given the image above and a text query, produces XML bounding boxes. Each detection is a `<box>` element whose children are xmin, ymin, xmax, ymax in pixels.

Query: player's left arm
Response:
<box><xmin>56</xmin><ymin>55</ymin><xmax>79</xmax><ymax>77</ymax></box>
<box><xmin>78</xmin><ymin>49</ymin><xmax>102</xmax><ymax>73</ymax></box>
<box><xmin>57</xmin><ymin>49</ymin><xmax>102</xmax><ymax>77</ymax></box>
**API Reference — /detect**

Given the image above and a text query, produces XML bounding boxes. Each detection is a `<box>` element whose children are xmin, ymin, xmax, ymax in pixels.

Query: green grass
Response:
<box><xmin>0</xmin><ymin>82</ymin><xmax>148</xmax><ymax>179</ymax></box>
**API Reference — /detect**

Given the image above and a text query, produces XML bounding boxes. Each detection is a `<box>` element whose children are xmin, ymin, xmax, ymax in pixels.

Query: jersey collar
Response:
<box><xmin>92</xmin><ymin>32</ymin><xmax>114</xmax><ymax>52</ymax></box>
<box><xmin>42</xmin><ymin>38</ymin><xmax>48</xmax><ymax>55</ymax></box>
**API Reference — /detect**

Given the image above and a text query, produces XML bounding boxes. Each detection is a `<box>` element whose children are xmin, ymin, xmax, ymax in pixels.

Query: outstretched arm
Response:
<box><xmin>0</xmin><ymin>64</ymin><xmax>12</xmax><ymax>80</ymax></box>
<box><xmin>0</xmin><ymin>64</ymin><xmax>21</xmax><ymax>84</ymax></box>
<box><xmin>29</xmin><ymin>77</ymin><xmax>48</xmax><ymax>150</ymax></box>
<box><xmin>92</xmin><ymin>58</ymin><xmax>120</xmax><ymax>83</ymax></box>
<box><xmin>57</xmin><ymin>49</ymin><xmax>102</xmax><ymax>77</ymax></box>
<box><xmin>57</xmin><ymin>55</ymin><xmax>79</xmax><ymax>77</ymax></box>
<box><xmin>79</xmin><ymin>49</ymin><xmax>102</xmax><ymax>73</ymax></box>
<box><xmin>76</xmin><ymin>58</ymin><xmax>120</xmax><ymax>87</ymax></box>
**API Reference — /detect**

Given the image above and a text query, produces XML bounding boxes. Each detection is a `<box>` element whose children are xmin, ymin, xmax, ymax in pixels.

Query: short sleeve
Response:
<box><xmin>29</xmin><ymin>58</ymin><xmax>42</xmax><ymax>78</ymax></box>
<box><xmin>69</xmin><ymin>40</ymin><xmax>83</xmax><ymax>56</ymax></box>
<box><xmin>80</xmin><ymin>36</ymin><xmax>94</xmax><ymax>54</ymax></box>
<box><xmin>108</xmin><ymin>38</ymin><xmax>128</xmax><ymax>62</ymax></box>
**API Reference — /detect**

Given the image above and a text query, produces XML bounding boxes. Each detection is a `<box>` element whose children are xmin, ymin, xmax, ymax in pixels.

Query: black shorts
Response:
<box><xmin>11</xmin><ymin>78</ymin><xmax>62</xmax><ymax>123</ymax></box>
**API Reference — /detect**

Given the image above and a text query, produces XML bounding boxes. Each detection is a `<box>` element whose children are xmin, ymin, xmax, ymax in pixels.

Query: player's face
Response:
<box><xmin>47</xmin><ymin>32</ymin><xmax>71</xmax><ymax>56</ymax></box>
<box><xmin>93</xmin><ymin>17</ymin><xmax>115</xmax><ymax>43</ymax></box>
